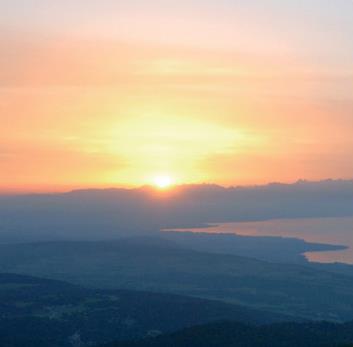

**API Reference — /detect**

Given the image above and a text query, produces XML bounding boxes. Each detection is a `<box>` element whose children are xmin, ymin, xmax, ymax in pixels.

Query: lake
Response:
<box><xmin>173</xmin><ymin>217</ymin><xmax>353</xmax><ymax>264</ymax></box>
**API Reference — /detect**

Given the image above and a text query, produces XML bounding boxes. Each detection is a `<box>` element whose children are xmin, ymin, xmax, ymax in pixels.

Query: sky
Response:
<box><xmin>1</xmin><ymin>0</ymin><xmax>353</xmax><ymax>192</ymax></box>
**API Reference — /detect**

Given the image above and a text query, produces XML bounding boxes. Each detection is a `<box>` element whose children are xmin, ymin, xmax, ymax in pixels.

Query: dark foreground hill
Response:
<box><xmin>100</xmin><ymin>321</ymin><xmax>353</xmax><ymax>347</ymax></box>
<box><xmin>1</xmin><ymin>238</ymin><xmax>353</xmax><ymax>320</ymax></box>
<box><xmin>0</xmin><ymin>273</ymin><xmax>290</xmax><ymax>347</ymax></box>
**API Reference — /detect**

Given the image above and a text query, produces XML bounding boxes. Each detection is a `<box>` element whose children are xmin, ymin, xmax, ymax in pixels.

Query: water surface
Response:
<box><xmin>173</xmin><ymin>217</ymin><xmax>353</xmax><ymax>264</ymax></box>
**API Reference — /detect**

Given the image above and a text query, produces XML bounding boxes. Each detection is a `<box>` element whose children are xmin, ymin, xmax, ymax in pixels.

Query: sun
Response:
<box><xmin>153</xmin><ymin>175</ymin><xmax>174</xmax><ymax>189</ymax></box>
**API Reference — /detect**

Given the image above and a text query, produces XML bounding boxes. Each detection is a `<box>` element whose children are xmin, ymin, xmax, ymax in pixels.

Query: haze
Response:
<box><xmin>1</xmin><ymin>0</ymin><xmax>353</xmax><ymax>192</ymax></box>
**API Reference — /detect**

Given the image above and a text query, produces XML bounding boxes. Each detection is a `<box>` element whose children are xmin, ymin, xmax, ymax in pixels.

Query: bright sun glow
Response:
<box><xmin>153</xmin><ymin>175</ymin><xmax>173</xmax><ymax>189</ymax></box>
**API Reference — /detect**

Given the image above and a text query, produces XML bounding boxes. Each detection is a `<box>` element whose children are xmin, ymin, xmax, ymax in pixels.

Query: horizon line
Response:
<box><xmin>1</xmin><ymin>178</ymin><xmax>352</xmax><ymax>196</ymax></box>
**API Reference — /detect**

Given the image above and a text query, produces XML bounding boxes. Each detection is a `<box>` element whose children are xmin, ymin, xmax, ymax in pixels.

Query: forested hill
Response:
<box><xmin>0</xmin><ymin>273</ymin><xmax>291</xmax><ymax>347</ymax></box>
<box><xmin>100</xmin><ymin>321</ymin><xmax>353</xmax><ymax>347</ymax></box>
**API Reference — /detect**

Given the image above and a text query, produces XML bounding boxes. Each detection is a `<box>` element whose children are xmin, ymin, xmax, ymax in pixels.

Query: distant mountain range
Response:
<box><xmin>0</xmin><ymin>179</ymin><xmax>353</xmax><ymax>243</ymax></box>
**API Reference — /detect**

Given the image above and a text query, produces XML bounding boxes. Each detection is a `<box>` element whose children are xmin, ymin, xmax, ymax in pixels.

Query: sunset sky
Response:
<box><xmin>1</xmin><ymin>0</ymin><xmax>353</xmax><ymax>192</ymax></box>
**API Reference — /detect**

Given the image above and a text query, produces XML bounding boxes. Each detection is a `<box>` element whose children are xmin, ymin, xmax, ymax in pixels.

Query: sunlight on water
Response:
<box><xmin>172</xmin><ymin>217</ymin><xmax>353</xmax><ymax>264</ymax></box>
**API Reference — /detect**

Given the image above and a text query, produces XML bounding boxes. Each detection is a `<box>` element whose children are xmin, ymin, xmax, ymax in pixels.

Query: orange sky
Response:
<box><xmin>1</xmin><ymin>1</ymin><xmax>353</xmax><ymax>192</ymax></box>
